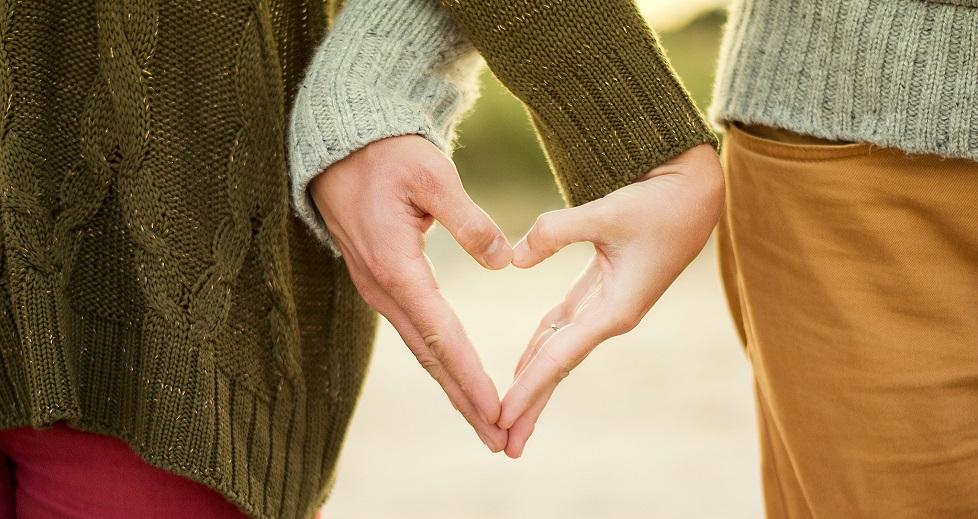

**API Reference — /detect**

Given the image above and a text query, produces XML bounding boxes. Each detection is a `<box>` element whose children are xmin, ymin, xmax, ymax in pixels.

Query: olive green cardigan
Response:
<box><xmin>0</xmin><ymin>1</ymin><xmax>713</xmax><ymax>518</ymax></box>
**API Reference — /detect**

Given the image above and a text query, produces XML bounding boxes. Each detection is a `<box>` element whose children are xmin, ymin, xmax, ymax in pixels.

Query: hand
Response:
<box><xmin>308</xmin><ymin>135</ymin><xmax>514</xmax><ymax>452</ymax></box>
<box><xmin>499</xmin><ymin>143</ymin><xmax>725</xmax><ymax>458</ymax></box>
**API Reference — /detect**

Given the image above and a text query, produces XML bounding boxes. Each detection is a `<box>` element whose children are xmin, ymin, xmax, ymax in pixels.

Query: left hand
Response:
<box><xmin>498</xmin><ymin>143</ymin><xmax>725</xmax><ymax>458</ymax></box>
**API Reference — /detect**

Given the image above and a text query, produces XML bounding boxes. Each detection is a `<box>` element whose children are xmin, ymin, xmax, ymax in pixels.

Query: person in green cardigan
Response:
<box><xmin>0</xmin><ymin>0</ymin><xmax>720</xmax><ymax>518</ymax></box>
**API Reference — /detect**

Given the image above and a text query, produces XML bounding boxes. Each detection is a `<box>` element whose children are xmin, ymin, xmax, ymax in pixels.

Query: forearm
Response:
<box><xmin>440</xmin><ymin>0</ymin><xmax>718</xmax><ymax>206</ymax></box>
<box><xmin>287</xmin><ymin>0</ymin><xmax>484</xmax><ymax>253</ymax></box>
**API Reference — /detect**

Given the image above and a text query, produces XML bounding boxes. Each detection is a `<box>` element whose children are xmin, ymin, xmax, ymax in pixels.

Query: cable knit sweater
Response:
<box><xmin>711</xmin><ymin>0</ymin><xmax>978</xmax><ymax>160</ymax></box>
<box><xmin>0</xmin><ymin>0</ymin><xmax>714</xmax><ymax>518</ymax></box>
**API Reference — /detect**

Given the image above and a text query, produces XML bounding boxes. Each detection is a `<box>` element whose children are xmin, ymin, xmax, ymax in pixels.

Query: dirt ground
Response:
<box><xmin>322</xmin><ymin>231</ymin><xmax>763</xmax><ymax>519</ymax></box>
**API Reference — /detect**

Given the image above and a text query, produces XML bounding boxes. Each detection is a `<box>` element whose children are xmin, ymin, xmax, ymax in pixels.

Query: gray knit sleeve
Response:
<box><xmin>287</xmin><ymin>0</ymin><xmax>484</xmax><ymax>254</ymax></box>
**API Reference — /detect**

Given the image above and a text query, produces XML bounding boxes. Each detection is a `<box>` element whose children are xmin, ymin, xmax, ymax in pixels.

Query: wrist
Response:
<box><xmin>633</xmin><ymin>143</ymin><xmax>725</xmax><ymax>229</ymax></box>
<box><xmin>286</xmin><ymin>0</ymin><xmax>484</xmax><ymax>252</ymax></box>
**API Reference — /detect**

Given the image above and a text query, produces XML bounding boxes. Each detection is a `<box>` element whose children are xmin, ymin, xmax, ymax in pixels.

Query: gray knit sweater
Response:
<box><xmin>287</xmin><ymin>0</ymin><xmax>481</xmax><ymax>253</ymax></box>
<box><xmin>711</xmin><ymin>0</ymin><xmax>978</xmax><ymax>160</ymax></box>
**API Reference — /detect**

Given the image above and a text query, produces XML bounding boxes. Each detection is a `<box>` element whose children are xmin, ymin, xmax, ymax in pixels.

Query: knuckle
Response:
<box><xmin>417</xmin><ymin>153</ymin><xmax>455</xmax><ymax>178</ymax></box>
<box><xmin>416</xmin><ymin>353</ymin><xmax>442</xmax><ymax>375</ymax></box>
<box><xmin>364</xmin><ymin>255</ymin><xmax>406</xmax><ymax>293</ymax></box>
<box><xmin>458</xmin><ymin>216</ymin><xmax>496</xmax><ymax>250</ymax></box>
<box><xmin>456</xmin><ymin>376</ymin><xmax>471</xmax><ymax>396</ymax></box>
<box><xmin>531</xmin><ymin>213</ymin><xmax>558</xmax><ymax>249</ymax></box>
<box><xmin>411</xmin><ymin>155</ymin><xmax>455</xmax><ymax>194</ymax></box>
<box><xmin>410</xmin><ymin>164</ymin><xmax>444</xmax><ymax>200</ymax></box>
<box><xmin>423</xmin><ymin>333</ymin><xmax>449</xmax><ymax>361</ymax></box>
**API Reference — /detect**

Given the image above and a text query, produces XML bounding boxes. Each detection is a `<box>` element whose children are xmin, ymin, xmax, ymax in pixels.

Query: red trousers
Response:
<box><xmin>0</xmin><ymin>420</ymin><xmax>323</xmax><ymax>518</ymax></box>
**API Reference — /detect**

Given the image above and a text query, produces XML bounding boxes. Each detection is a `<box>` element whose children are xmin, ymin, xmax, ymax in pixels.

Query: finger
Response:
<box><xmin>342</xmin><ymin>247</ymin><xmax>507</xmax><ymax>451</ymax></box>
<box><xmin>386</xmin><ymin>258</ymin><xmax>502</xmax><ymax>426</ymax></box>
<box><xmin>514</xmin><ymin>260</ymin><xmax>602</xmax><ymax>379</ymax></box>
<box><xmin>393</xmin><ymin>314</ymin><xmax>508</xmax><ymax>452</ymax></box>
<box><xmin>504</xmin><ymin>383</ymin><xmax>556</xmax><ymax>459</ymax></box>
<box><xmin>499</xmin><ymin>314</ymin><xmax>613</xmax><ymax>429</ymax></box>
<box><xmin>432</xmin><ymin>364</ymin><xmax>508</xmax><ymax>453</ymax></box>
<box><xmin>512</xmin><ymin>204</ymin><xmax>603</xmax><ymax>269</ymax></box>
<box><xmin>411</xmin><ymin>165</ymin><xmax>511</xmax><ymax>270</ymax></box>
<box><xmin>514</xmin><ymin>304</ymin><xmax>566</xmax><ymax>379</ymax></box>
<box><xmin>563</xmin><ymin>257</ymin><xmax>604</xmax><ymax>313</ymax></box>
<box><xmin>371</xmin><ymin>282</ymin><xmax>508</xmax><ymax>452</ymax></box>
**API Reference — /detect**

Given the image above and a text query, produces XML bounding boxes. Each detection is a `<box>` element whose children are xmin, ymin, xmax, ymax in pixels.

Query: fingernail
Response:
<box><xmin>482</xmin><ymin>235</ymin><xmax>511</xmax><ymax>269</ymax></box>
<box><xmin>512</xmin><ymin>239</ymin><xmax>529</xmax><ymax>265</ymax></box>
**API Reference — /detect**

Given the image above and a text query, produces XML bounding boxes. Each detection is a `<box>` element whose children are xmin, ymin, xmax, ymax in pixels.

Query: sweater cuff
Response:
<box><xmin>287</xmin><ymin>0</ymin><xmax>483</xmax><ymax>254</ymax></box>
<box><xmin>441</xmin><ymin>0</ymin><xmax>718</xmax><ymax>207</ymax></box>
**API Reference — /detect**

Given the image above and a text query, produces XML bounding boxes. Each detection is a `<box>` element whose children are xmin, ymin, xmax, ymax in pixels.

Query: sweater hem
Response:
<box><xmin>0</xmin><ymin>294</ymin><xmax>376</xmax><ymax>519</ymax></box>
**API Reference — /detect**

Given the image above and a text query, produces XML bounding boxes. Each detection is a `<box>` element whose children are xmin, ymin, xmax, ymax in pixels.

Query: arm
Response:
<box><xmin>287</xmin><ymin>0</ymin><xmax>511</xmax><ymax>452</ymax></box>
<box><xmin>440</xmin><ymin>0</ymin><xmax>724</xmax><ymax>457</ymax></box>
<box><xmin>440</xmin><ymin>0</ymin><xmax>719</xmax><ymax>206</ymax></box>
<box><xmin>288</xmin><ymin>0</ymin><xmax>484</xmax><ymax>253</ymax></box>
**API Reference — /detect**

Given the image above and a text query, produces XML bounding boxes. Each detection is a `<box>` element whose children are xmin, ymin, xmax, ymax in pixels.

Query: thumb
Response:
<box><xmin>513</xmin><ymin>204</ymin><xmax>602</xmax><ymax>268</ymax></box>
<box><xmin>421</xmin><ymin>174</ymin><xmax>512</xmax><ymax>270</ymax></box>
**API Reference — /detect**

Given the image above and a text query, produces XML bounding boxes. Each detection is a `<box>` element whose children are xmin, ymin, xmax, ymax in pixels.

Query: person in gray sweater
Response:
<box><xmin>709</xmin><ymin>1</ymin><xmax>978</xmax><ymax>517</ymax></box>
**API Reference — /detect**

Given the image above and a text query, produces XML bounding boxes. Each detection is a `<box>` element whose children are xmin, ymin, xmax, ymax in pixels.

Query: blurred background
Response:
<box><xmin>325</xmin><ymin>1</ymin><xmax>763</xmax><ymax>517</ymax></box>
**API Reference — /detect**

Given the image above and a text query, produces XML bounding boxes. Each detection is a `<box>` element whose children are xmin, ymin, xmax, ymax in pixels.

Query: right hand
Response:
<box><xmin>308</xmin><ymin>135</ymin><xmax>512</xmax><ymax>452</ymax></box>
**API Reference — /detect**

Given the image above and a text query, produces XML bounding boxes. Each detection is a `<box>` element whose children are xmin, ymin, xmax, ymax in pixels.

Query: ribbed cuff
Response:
<box><xmin>287</xmin><ymin>0</ymin><xmax>483</xmax><ymax>254</ymax></box>
<box><xmin>441</xmin><ymin>0</ymin><xmax>718</xmax><ymax>206</ymax></box>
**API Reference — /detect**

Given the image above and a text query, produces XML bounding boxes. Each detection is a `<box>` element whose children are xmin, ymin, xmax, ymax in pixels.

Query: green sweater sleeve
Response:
<box><xmin>440</xmin><ymin>0</ymin><xmax>718</xmax><ymax>206</ymax></box>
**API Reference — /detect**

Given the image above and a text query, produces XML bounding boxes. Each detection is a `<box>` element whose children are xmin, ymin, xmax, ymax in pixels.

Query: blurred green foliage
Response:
<box><xmin>452</xmin><ymin>10</ymin><xmax>726</xmax><ymax>236</ymax></box>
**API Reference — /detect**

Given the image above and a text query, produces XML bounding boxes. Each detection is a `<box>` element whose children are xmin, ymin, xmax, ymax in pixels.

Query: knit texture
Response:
<box><xmin>711</xmin><ymin>0</ymin><xmax>978</xmax><ymax>160</ymax></box>
<box><xmin>0</xmin><ymin>1</ymin><xmax>716</xmax><ymax>519</ymax></box>
<box><xmin>288</xmin><ymin>0</ymin><xmax>484</xmax><ymax>254</ymax></box>
<box><xmin>0</xmin><ymin>2</ymin><xmax>376</xmax><ymax>519</ymax></box>
<box><xmin>440</xmin><ymin>0</ymin><xmax>719</xmax><ymax>207</ymax></box>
